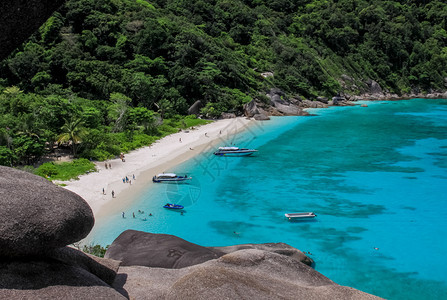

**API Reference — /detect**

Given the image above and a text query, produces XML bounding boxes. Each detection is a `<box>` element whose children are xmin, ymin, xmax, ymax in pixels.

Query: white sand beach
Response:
<box><xmin>59</xmin><ymin>117</ymin><xmax>254</xmax><ymax>218</ymax></box>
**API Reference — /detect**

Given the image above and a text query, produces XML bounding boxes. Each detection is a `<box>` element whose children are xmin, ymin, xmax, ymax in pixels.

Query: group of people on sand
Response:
<box><xmin>122</xmin><ymin>174</ymin><xmax>135</xmax><ymax>185</ymax></box>
<box><xmin>103</xmin><ymin>188</ymin><xmax>115</xmax><ymax>198</ymax></box>
<box><xmin>122</xmin><ymin>210</ymin><xmax>152</xmax><ymax>219</ymax></box>
<box><xmin>102</xmin><ymin>174</ymin><xmax>135</xmax><ymax>198</ymax></box>
<box><xmin>104</xmin><ymin>162</ymin><xmax>112</xmax><ymax>169</ymax></box>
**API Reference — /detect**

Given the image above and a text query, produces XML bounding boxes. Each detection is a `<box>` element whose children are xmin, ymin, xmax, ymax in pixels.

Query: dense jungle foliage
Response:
<box><xmin>0</xmin><ymin>0</ymin><xmax>446</xmax><ymax>168</ymax></box>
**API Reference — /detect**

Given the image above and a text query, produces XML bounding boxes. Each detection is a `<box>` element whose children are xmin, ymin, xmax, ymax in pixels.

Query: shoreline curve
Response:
<box><xmin>58</xmin><ymin>117</ymin><xmax>254</xmax><ymax>220</ymax></box>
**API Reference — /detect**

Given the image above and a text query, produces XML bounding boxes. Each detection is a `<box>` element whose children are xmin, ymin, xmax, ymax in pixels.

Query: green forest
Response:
<box><xmin>1</xmin><ymin>0</ymin><xmax>446</xmax><ymax>169</ymax></box>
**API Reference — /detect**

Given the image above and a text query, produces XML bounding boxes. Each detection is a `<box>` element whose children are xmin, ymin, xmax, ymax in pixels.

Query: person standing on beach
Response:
<box><xmin>109</xmin><ymin>163</ymin><xmax>112</xmax><ymax>169</ymax></box>
<box><xmin>102</xmin><ymin>188</ymin><xmax>105</xmax><ymax>195</ymax></box>
<box><xmin>112</xmin><ymin>190</ymin><xmax>115</xmax><ymax>198</ymax></box>
<box><xmin>105</xmin><ymin>163</ymin><xmax>108</xmax><ymax>169</ymax></box>
<box><xmin>122</xmin><ymin>212</ymin><xmax>125</xmax><ymax>218</ymax></box>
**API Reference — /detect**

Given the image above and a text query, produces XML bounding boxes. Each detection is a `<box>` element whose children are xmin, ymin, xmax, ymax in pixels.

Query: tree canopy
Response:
<box><xmin>0</xmin><ymin>0</ymin><xmax>446</xmax><ymax>167</ymax></box>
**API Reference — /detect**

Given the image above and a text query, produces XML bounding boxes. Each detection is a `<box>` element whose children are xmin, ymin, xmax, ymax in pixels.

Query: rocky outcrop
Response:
<box><xmin>47</xmin><ymin>246</ymin><xmax>121</xmax><ymax>285</ymax></box>
<box><xmin>106</xmin><ymin>230</ymin><xmax>381</xmax><ymax>299</ymax></box>
<box><xmin>210</xmin><ymin>242</ymin><xmax>314</xmax><ymax>267</ymax></box>
<box><xmin>267</xmin><ymin>88</ymin><xmax>309</xmax><ymax>116</ymax></box>
<box><xmin>243</xmin><ymin>87</ymin><xmax>364</xmax><ymax>119</ymax></box>
<box><xmin>300</xmin><ymin>99</ymin><xmax>329</xmax><ymax>108</ymax></box>
<box><xmin>0</xmin><ymin>166</ymin><xmax>94</xmax><ymax>257</ymax></box>
<box><xmin>348</xmin><ymin>90</ymin><xmax>447</xmax><ymax>101</ymax></box>
<box><xmin>0</xmin><ymin>258</ymin><xmax>125</xmax><ymax>299</ymax></box>
<box><xmin>0</xmin><ymin>166</ymin><xmax>123</xmax><ymax>299</ymax></box>
<box><xmin>105</xmin><ymin>230</ymin><xmax>313</xmax><ymax>269</ymax></box>
<box><xmin>244</xmin><ymin>99</ymin><xmax>261</xmax><ymax>117</ymax></box>
<box><xmin>0</xmin><ymin>0</ymin><xmax>67</xmax><ymax>60</ymax></box>
<box><xmin>220</xmin><ymin>112</ymin><xmax>237</xmax><ymax>119</ymax></box>
<box><xmin>187</xmin><ymin>100</ymin><xmax>202</xmax><ymax>115</ymax></box>
<box><xmin>105</xmin><ymin>230</ymin><xmax>224</xmax><ymax>268</ymax></box>
<box><xmin>244</xmin><ymin>89</ymin><xmax>310</xmax><ymax>119</ymax></box>
<box><xmin>244</xmin><ymin>99</ymin><xmax>270</xmax><ymax>120</ymax></box>
<box><xmin>366</xmin><ymin>79</ymin><xmax>383</xmax><ymax>94</ymax></box>
<box><xmin>113</xmin><ymin>247</ymin><xmax>382</xmax><ymax>300</ymax></box>
<box><xmin>254</xmin><ymin>113</ymin><xmax>271</xmax><ymax>120</ymax></box>
<box><xmin>260</xmin><ymin>71</ymin><xmax>274</xmax><ymax>78</ymax></box>
<box><xmin>343</xmin><ymin>77</ymin><xmax>447</xmax><ymax>101</ymax></box>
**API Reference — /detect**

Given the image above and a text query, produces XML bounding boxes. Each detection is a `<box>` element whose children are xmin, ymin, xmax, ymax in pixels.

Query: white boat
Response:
<box><xmin>152</xmin><ymin>173</ymin><xmax>191</xmax><ymax>183</ymax></box>
<box><xmin>285</xmin><ymin>212</ymin><xmax>317</xmax><ymax>221</ymax></box>
<box><xmin>213</xmin><ymin>146</ymin><xmax>258</xmax><ymax>156</ymax></box>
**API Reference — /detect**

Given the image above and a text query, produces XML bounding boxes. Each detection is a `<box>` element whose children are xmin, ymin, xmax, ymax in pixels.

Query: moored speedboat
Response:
<box><xmin>163</xmin><ymin>203</ymin><xmax>184</xmax><ymax>209</ymax></box>
<box><xmin>152</xmin><ymin>173</ymin><xmax>192</xmax><ymax>183</ymax></box>
<box><xmin>285</xmin><ymin>212</ymin><xmax>317</xmax><ymax>221</ymax></box>
<box><xmin>213</xmin><ymin>146</ymin><xmax>258</xmax><ymax>156</ymax></box>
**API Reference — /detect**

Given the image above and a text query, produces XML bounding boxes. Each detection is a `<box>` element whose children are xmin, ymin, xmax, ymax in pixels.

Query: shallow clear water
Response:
<box><xmin>88</xmin><ymin>99</ymin><xmax>447</xmax><ymax>299</ymax></box>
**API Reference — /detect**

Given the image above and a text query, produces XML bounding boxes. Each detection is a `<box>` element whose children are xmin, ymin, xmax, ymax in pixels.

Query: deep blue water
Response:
<box><xmin>88</xmin><ymin>99</ymin><xmax>447</xmax><ymax>299</ymax></box>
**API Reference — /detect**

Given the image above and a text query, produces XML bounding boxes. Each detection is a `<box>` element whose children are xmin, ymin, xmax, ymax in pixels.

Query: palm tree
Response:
<box><xmin>57</xmin><ymin>118</ymin><xmax>87</xmax><ymax>157</ymax></box>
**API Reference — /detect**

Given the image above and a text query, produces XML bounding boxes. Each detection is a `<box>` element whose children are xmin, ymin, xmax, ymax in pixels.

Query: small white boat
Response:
<box><xmin>213</xmin><ymin>146</ymin><xmax>258</xmax><ymax>156</ymax></box>
<box><xmin>152</xmin><ymin>173</ymin><xmax>192</xmax><ymax>183</ymax></box>
<box><xmin>285</xmin><ymin>212</ymin><xmax>317</xmax><ymax>221</ymax></box>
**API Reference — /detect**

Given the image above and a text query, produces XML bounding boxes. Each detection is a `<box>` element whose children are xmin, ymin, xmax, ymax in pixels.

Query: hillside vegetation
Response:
<box><xmin>1</xmin><ymin>0</ymin><xmax>446</xmax><ymax>167</ymax></box>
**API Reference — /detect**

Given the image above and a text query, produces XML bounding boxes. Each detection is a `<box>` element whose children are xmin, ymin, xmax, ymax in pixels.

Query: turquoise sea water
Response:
<box><xmin>88</xmin><ymin>98</ymin><xmax>447</xmax><ymax>299</ymax></box>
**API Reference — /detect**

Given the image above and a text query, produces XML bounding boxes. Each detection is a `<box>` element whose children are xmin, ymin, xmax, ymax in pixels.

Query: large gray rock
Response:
<box><xmin>265</xmin><ymin>88</ymin><xmax>309</xmax><ymax>116</ymax></box>
<box><xmin>220</xmin><ymin>112</ymin><xmax>237</xmax><ymax>119</ymax></box>
<box><xmin>0</xmin><ymin>166</ymin><xmax>94</xmax><ymax>257</ymax></box>
<box><xmin>187</xmin><ymin>100</ymin><xmax>202</xmax><ymax>115</ymax></box>
<box><xmin>106</xmin><ymin>231</ymin><xmax>313</xmax><ymax>270</ymax></box>
<box><xmin>366</xmin><ymin>79</ymin><xmax>383</xmax><ymax>94</ymax></box>
<box><xmin>300</xmin><ymin>100</ymin><xmax>329</xmax><ymax>108</ymax></box>
<box><xmin>266</xmin><ymin>88</ymin><xmax>287</xmax><ymax>106</ymax></box>
<box><xmin>0</xmin><ymin>0</ymin><xmax>66</xmax><ymax>60</ymax></box>
<box><xmin>113</xmin><ymin>249</ymin><xmax>382</xmax><ymax>300</ymax></box>
<box><xmin>210</xmin><ymin>242</ymin><xmax>314</xmax><ymax>266</ymax></box>
<box><xmin>243</xmin><ymin>99</ymin><xmax>260</xmax><ymax>117</ymax></box>
<box><xmin>317</xmin><ymin>96</ymin><xmax>329</xmax><ymax>104</ymax></box>
<box><xmin>48</xmin><ymin>246</ymin><xmax>121</xmax><ymax>285</ymax></box>
<box><xmin>253</xmin><ymin>113</ymin><xmax>271</xmax><ymax>120</ymax></box>
<box><xmin>0</xmin><ymin>259</ymin><xmax>125</xmax><ymax>299</ymax></box>
<box><xmin>341</xmin><ymin>74</ymin><xmax>354</xmax><ymax>82</ymax></box>
<box><xmin>105</xmin><ymin>230</ymin><xmax>224</xmax><ymax>268</ymax></box>
<box><xmin>273</xmin><ymin>102</ymin><xmax>303</xmax><ymax>115</ymax></box>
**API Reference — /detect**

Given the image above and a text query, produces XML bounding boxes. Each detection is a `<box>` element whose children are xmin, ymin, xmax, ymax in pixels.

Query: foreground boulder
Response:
<box><xmin>113</xmin><ymin>249</ymin><xmax>382</xmax><ymax>300</ymax></box>
<box><xmin>0</xmin><ymin>257</ymin><xmax>125</xmax><ymax>299</ymax></box>
<box><xmin>105</xmin><ymin>230</ymin><xmax>224</xmax><ymax>268</ymax></box>
<box><xmin>0</xmin><ymin>166</ymin><xmax>94</xmax><ymax>257</ymax></box>
<box><xmin>105</xmin><ymin>230</ymin><xmax>314</xmax><ymax>269</ymax></box>
<box><xmin>106</xmin><ymin>231</ymin><xmax>381</xmax><ymax>299</ymax></box>
<box><xmin>47</xmin><ymin>246</ymin><xmax>121</xmax><ymax>285</ymax></box>
<box><xmin>0</xmin><ymin>166</ymin><xmax>122</xmax><ymax>299</ymax></box>
<box><xmin>210</xmin><ymin>242</ymin><xmax>314</xmax><ymax>266</ymax></box>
